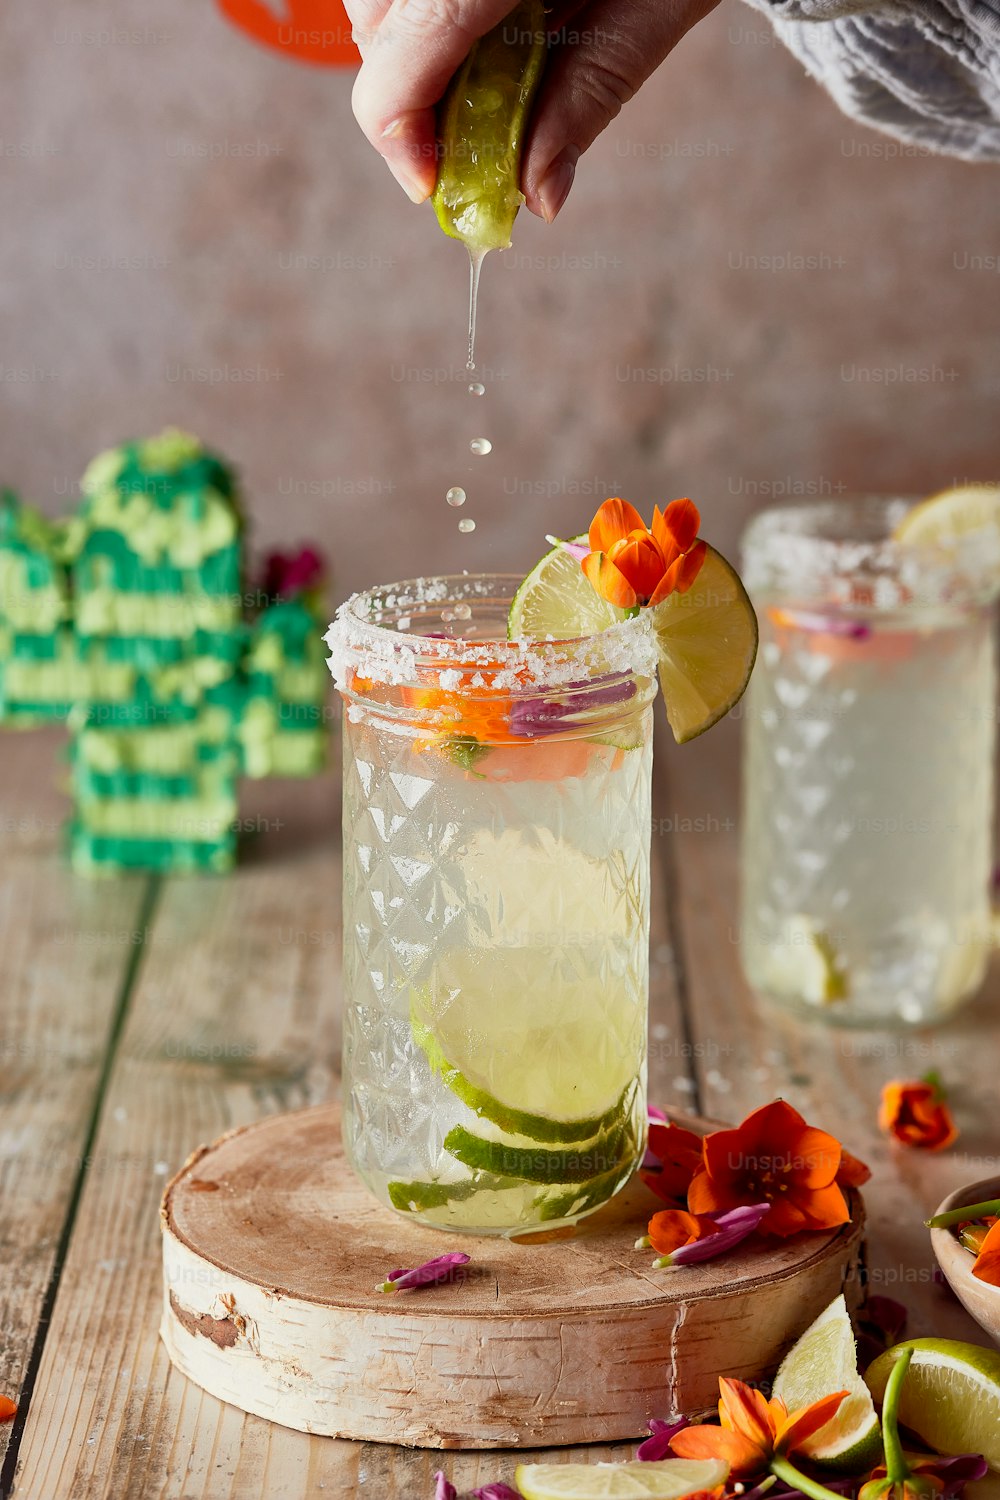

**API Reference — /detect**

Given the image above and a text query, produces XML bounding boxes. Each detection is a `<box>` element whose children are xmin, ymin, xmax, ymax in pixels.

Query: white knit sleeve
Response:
<box><xmin>741</xmin><ymin>0</ymin><xmax>1000</xmax><ymax>159</ymax></box>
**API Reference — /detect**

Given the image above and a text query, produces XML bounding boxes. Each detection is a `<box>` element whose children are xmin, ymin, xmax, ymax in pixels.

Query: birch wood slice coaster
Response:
<box><xmin>160</xmin><ymin>1102</ymin><xmax>865</xmax><ymax>1449</ymax></box>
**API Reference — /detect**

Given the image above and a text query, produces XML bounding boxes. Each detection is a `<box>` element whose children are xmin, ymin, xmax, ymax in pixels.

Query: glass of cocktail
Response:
<box><xmin>327</xmin><ymin>575</ymin><xmax>657</xmax><ymax>1233</ymax></box>
<box><xmin>327</xmin><ymin>499</ymin><xmax>757</xmax><ymax>1234</ymax></box>
<box><xmin>739</xmin><ymin>494</ymin><xmax>999</xmax><ymax>1027</ymax></box>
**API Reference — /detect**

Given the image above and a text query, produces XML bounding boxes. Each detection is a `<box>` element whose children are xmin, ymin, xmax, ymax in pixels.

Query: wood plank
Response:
<box><xmin>11</xmin><ymin>745</ymin><xmax>697</xmax><ymax>1497</ymax></box>
<box><xmin>662</xmin><ymin>714</ymin><xmax>999</xmax><ymax>1344</ymax></box>
<box><xmin>0</xmin><ymin>728</ymin><xmax>149</xmax><ymax>1481</ymax></box>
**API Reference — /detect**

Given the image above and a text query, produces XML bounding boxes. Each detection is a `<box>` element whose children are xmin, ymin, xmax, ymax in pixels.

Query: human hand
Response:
<box><xmin>344</xmin><ymin>0</ymin><xmax>721</xmax><ymax>221</ymax></box>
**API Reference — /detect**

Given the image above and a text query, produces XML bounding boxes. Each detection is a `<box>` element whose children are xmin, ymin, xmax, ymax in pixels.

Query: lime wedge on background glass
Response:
<box><xmin>514</xmin><ymin>1459</ymin><xmax>730</xmax><ymax>1500</ymax></box>
<box><xmin>507</xmin><ymin>535</ymin><xmax>758</xmax><ymax>743</ymax></box>
<box><xmin>432</xmin><ymin>0</ymin><xmax>547</xmax><ymax>252</ymax></box>
<box><xmin>865</xmin><ymin>1338</ymin><xmax>1000</xmax><ymax>1469</ymax></box>
<box><xmin>893</xmin><ymin>483</ymin><xmax>1000</xmax><ymax>545</ymax></box>
<box><xmin>772</xmin><ymin>1294</ymin><xmax>882</xmax><ymax>1471</ymax></box>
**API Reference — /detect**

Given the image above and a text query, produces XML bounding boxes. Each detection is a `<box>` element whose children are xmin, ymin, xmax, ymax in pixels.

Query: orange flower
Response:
<box><xmin>879</xmin><ymin>1077</ymin><xmax>958</xmax><ymax>1151</ymax></box>
<box><xmin>581</xmin><ymin>497</ymin><xmax>707</xmax><ymax>610</ymax></box>
<box><xmin>686</xmin><ymin>1100</ymin><xmax>868</xmax><ymax>1238</ymax></box>
<box><xmin>646</xmin><ymin>1208</ymin><xmax>717</xmax><ymax>1258</ymax></box>
<box><xmin>972</xmin><ymin>1218</ymin><xmax>1000</xmax><ymax>1287</ymax></box>
<box><xmin>0</xmin><ymin>1395</ymin><xmax>16</xmax><ymax>1422</ymax></box>
<box><xmin>641</xmin><ymin>1121</ymin><xmax>704</xmax><ymax>1204</ymax></box>
<box><xmin>670</xmin><ymin>1376</ymin><xmax>848</xmax><ymax>1478</ymax></box>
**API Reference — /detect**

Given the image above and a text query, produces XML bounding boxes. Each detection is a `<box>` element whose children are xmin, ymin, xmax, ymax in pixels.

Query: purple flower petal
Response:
<box><xmin>551</xmin><ymin>537</ymin><xmax>588</xmax><ymax>561</ymax></box>
<box><xmin>471</xmin><ymin>1485</ymin><xmax>524</xmax><ymax>1499</ymax></box>
<box><xmin>380</xmin><ymin>1252</ymin><xmax>471</xmax><ymax>1292</ymax></box>
<box><xmin>509</xmin><ymin>675</ymin><xmax>636</xmax><ymax>739</ymax></box>
<box><xmin>636</xmin><ymin>1416</ymin><xmax>689</xmax><ymax>1460</ymax></box>
<box><xmin>647</xmin><ymin>1104</ymin><xmax>667</xmax><ymax>1123</ymax></box>
<box><xmin>434</xmin><ymin>1472</ymin><xmax>457</xmax><ymax>1500</ymax></box>
<box><xmin>657</xmin><ymin>1203</ymin><xmax>770</xmax><ymax>1266</ymax></box>
<box><xmin>782</xmin><ymin>610</ymin><xmax>872</xmax><ymax>640</ymax></box>
<box><xmin>928</xmin><ymin>1454</ymin><xmax>990</xmax><ymax>1497</ymax></box>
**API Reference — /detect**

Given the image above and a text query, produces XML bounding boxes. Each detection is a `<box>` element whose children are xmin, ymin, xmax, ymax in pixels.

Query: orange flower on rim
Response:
<box><xmin>879</xmin><ymin>1076</ymin><xmax>959</xmax><ymax>1152</ymax></box>
<box><xmin>972</xmin><ymin>1218</ymin><xmax>1000</xmax><ymax>1287</ymax></box>
<box><xmin>670</xmin><ymin>1376</ymin><xmax>848</xmax><ymax>1478</ymax></box>
<box><xmin>686</xmin><ymin>1099</ymin><xmax>870</xmax><ymax>1238</ymax></box>
<box><xmin>582</xmin><ymin>497</ymin><xmax>708</xmax><ymax>610</ymax></box>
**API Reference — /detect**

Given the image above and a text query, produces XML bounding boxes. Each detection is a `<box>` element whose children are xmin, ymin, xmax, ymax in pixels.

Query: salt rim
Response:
<box><xmin>742</xmin><ymin>496</ymin><xmax>1000</xmax><ymax>611</ymax></box>
<box><xmin>324</xmin><ymin>572</ymin><xmax>658</xmax><ymax>693</ymax></box>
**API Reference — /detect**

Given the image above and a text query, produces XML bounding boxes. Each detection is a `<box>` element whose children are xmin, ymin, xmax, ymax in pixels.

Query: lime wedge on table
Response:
<box><xmin>893</xmin><ymin>483</ymin><xmax>1000</xmax><ymax>545</ymax></box>
<box><xmin>772</xmin><ymin>1295</ymin><xmax>881</xmax><ymax>1471</ymax></box>
<box><xmin>508</xmin><ymin>535</ymin><xmax>758</xmax><ymax>743</ymax></box>
<box><xmin>515</xmin><ymin>1459</ymin><xmax>730</xmax><ymax>1500</ymax></box>
<box><xmin>432</xmin><ymin>0</ymin><xmax>547</xmax><ymax>252</ymax></box>
<box><xmin>865</xmin><ymin>1338</ymin><xmax>1000</xmax><ymax>1469</ymax></box>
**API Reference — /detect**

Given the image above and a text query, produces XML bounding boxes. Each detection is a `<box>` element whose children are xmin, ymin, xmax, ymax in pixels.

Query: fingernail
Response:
<box><xmin>536</xmin><ymin>146</ymin><xmax>579</xmax><ymax>223</ymax></box>
<box><xmin>381</xmin><ymin>115</ymin><xmax>433</xmax><ymax>204</ymax></box>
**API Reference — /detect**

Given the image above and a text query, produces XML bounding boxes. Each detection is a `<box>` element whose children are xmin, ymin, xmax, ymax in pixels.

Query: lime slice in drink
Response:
<box><xmin>444</xmin><ymin>1118</ymin><xmax>632</xmax><ymax>1184</ymax></box>
<box><xmin>508</xmin><ymin>537</ymin><xmax>757</xmax><ymax>744</ymax></box>
<box><xmin>760</xmin><ymin>915</ymin><xmax>849</xmax><ymax>1006</ymax></box>
<box><xmin>412</xmin><ymin>1016</ymin><xmax>628</xmax><ymax>1144</ymax></box>
<box><xmin>772</xmin><ymin>1295</ymin><xmax>881</xmax><ymax>1470</ymax></box>
<box><xmin>514</xmin><ymin>1459</ymin><xmax>730</xmax><ymax>1500</ymax></box>
<box><xmin>411</xmin><ymin>947</ymin><xmax>644</xmax><ymax>1134</ymax></box>
<box><xmin>865</xmin><ymin>1338</ymin><xmax>1000</xmax><ymax>1468</ymax></box>
<box><xmin>387</xmin><ymin>1171</ymin><xmax>519</xmax><ymax>1213</ymax></box>
<box><xmin>432</xmin><ymin>0</ymin><xmax>547</xmax><ymax>252</ymax></box>
<box><xmin>893</xmin><ymin>484</ymin><xmax>1000</xmax><ymax>545</ymax></box>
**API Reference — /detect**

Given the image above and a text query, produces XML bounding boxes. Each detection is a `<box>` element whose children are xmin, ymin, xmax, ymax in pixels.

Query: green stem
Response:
<box><xmin>926</xmin><ymin>1198</ymin><xmax>1000</xmax><ymax>1229</ymax></box>
<box><xmin>881</xmin><ymin>1346</ymin><xmax>914</xmax><ymax>1483</ymax></box>
<box><xmin>769</xmin><ymin>1457</ymin><xmax>846</xmax><ymax>1500</ymax></box>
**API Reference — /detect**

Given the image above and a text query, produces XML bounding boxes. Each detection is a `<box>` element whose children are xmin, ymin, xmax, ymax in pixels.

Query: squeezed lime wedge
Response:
<box><xmin>432</xmin><ymin>0</ymin><xmax>547</xmax><ymax>252</ymax></box>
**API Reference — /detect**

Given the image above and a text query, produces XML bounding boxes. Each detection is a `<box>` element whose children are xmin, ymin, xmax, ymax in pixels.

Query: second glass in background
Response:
<box><xmin>739</xmin><ymin>498</ymin><xmax>998</xmax><ymax>1027</ymax></box>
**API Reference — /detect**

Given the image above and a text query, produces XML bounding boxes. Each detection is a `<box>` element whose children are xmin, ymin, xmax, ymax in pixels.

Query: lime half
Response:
<box><xmin>773</xmin><ymin>1294</ymin><xmax>881</xmax><ymax>1471</ymax></box>
<box><xmin>865</xmin><ymin>1338</ymin><xmax>1000</xmax><ymax>1469</ymax></box>
<box><xmin>508</xmin><ymin>535</ymin><xmax>757</xmax><ymax>744</ymax></box>
<box><xmin>893</xmin><ymin>484</ymin><xmax>1000</xmax><ymax>546</ymax></box>
<box><xmin>515</xmin><ymin>1459</ymin><xmax>730</xmax><ymax>1500</ymax></box>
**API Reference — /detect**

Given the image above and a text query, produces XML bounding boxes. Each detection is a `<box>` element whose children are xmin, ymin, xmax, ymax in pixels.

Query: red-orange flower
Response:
<box><xmin>581</xmin><ymin>497</ymin><xmax>708</xmax><ymax>610</ymax></box>
<box><xmin>0</xmin><ymin>1395</ymin><xmax>16</xmax><ymax>1422</ymax></box>
<box><xmin>972</xmin><ymin>1218</ymin><xmax>1000</xmax><ymax>1287</ymax></box>
<box><xmin>641</xmin><ymin>1121</ymin><xmax>704</xmax><ymax>1204</ymax></box>
<box><xmin>687</xmin><ymin>1100</ymin><xmax>868</xmax><ymax>1238</ymax></box>
<box><xmin>647</xmin><ymin>1208</ymin><xmax>716</xmax><ymax>1258</ymax></box>
<box><xmin>670</xmin><ymin>1377</ymin><xmax>847</xmax><ymax>1478</ymax></box>
<box><xmin>879</xmin><ymin>1077</ymin><xmax>958</xmax><ymax>1151</ymax></box>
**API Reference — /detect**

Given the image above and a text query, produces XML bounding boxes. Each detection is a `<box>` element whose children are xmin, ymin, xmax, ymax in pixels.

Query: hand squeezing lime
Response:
<box><xmin>432</xmin><ymin>0</ymin><xmax>547</xmax><ymax>252</ymax></box>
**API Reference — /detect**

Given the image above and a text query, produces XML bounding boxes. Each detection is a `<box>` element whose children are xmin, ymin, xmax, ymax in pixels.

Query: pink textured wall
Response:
<box><xmin>1</xmin><ymin>0</ymin><xmax>997</xmax><ymax>602</ymax></box>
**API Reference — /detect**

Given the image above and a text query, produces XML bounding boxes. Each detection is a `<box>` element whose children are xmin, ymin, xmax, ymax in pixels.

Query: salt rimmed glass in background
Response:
<box><xmin>326</xmin><ymin>575</ymin><xmax>658</xmax><ymax>1234</ymax></box>
<box><xmin>739</xmin><ymin>498</ymin><xmax>998</xmax><ymax>1027</ymax></box>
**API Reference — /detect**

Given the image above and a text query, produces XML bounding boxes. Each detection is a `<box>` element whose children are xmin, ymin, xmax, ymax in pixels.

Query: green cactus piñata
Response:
<box><xmin>0</xmin><ymin>429</ymin><xmax>328</xmax><ymax>874</ymax></box>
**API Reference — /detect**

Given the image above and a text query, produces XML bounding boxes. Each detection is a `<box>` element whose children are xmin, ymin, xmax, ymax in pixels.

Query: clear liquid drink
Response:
<box><xmin>326</xmin><ymin>576</ymin><xmax>657</xmax><ymax>1233</ymax></box>
<box><xmin>740</xmin><ymin>499</ymin><xmax>998</xmax><ymax>1026</ymax></box>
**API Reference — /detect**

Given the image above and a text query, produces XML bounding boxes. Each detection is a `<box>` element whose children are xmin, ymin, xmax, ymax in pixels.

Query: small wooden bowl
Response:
<box><xmin>930</xmin><ymin>1175</ymin><xmax>1000</xmax><ymax>1346</ymax></box>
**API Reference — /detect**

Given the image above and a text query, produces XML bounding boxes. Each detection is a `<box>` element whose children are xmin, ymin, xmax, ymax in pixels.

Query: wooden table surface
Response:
<box><xmin>1</xmin><ymin>720</ymin><xmax>996</xmax><ymax>1499</ymax></box>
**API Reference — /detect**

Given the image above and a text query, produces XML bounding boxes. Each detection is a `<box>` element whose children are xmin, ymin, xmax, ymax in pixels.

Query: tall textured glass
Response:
<box><xmin>326</xmin><ymin>575</ymin><xmax>657</xmax><ymax>1234</ymax></box>
<box><xmin>740</xmin><ymin>498</ymin><xmax>998</xmax><ymax>1027</ymax></box>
